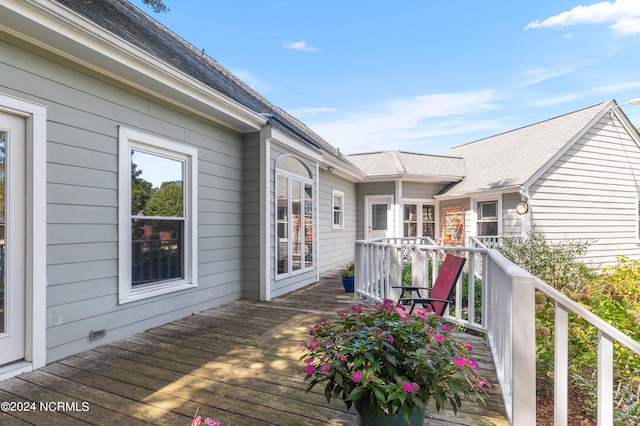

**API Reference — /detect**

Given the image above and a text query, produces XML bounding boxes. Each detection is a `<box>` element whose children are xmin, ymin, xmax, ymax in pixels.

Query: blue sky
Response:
<box><xmin>131</xmin><ymin>0</ymin><xmax>640</xmax><ymax>155</ymax></box>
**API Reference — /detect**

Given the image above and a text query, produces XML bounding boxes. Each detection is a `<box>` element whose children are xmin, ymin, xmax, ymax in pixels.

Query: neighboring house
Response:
<box><xmin>1</xmin><ymin>0</ymin><xmax>638</xmax><ymax>381</ymax></box>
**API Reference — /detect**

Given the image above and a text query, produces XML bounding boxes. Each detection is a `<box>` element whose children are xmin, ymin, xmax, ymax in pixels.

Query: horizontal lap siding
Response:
<box><xmin>318</xmin><ymin>170</ymin><xmax>357</xmax><ymax>273</ymax></box>
<box><xmin>1</xmin><ymin>35</ymin><xmax>246</xmax><ymax>361</ymax></box>
<box><xmin>242</xmin><ymin>133</ymin><xmax>261</xmax><ymax>300</ymax></box>
<box><xmin>530</xmin><ymin>116</ymin><xmax>640</xmax><ymax>267</ymax></box>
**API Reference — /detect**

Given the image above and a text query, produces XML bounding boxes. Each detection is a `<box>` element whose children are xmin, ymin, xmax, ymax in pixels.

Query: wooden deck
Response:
<box><xmin>0</xmin><ymin>277</ymin><xmax>509</xmax><ymax>425</ymax></box>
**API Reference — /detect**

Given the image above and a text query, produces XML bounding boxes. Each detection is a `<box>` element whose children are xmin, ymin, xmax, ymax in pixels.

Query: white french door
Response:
<box><xmin>365</xmin><ymin>195</ymin><xmax>394</xmax><ymax>239</ymax></box>
<box><xmin>0</xmin><ymin>111</ymin><xmax>26</xmax><ymax>366</ymax></box>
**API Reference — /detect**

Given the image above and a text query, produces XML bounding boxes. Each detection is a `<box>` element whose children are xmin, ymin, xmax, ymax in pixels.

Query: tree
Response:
<box><xmin>141</xmin><ymin>0</ymin><xmax>169</xmax><ymax>13</ymax></box>
<box><xmin>131</xmin><ymin>162</ymin><xmax>154</xmax><ymax>215</ymax></box>
<box><xmin>145</xmin><ymin>181</ymin><xmax>183</xmax><ymax>217</ymax></box>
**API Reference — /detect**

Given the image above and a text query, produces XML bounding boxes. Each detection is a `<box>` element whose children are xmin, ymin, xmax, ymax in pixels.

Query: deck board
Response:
<box><xmin>0</xmin><ymin>277</ymin><xmax>509</xmax><ymax>425</ymax></box>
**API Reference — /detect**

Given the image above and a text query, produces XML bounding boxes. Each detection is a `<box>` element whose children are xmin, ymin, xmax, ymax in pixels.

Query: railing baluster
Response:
<box><xmin>555</xmin><ymin>303</ymin><xmax>569</xmax><ymax>426</ymax></box>
<box><xmin>597</xmin><ymin>332</ymin><xmax>614</xmax><ymax>426</ymax></box>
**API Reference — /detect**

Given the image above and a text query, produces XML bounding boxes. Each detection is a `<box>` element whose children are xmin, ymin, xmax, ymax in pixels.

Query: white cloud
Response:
<box><xmin>288</xmin><ymin>107</ymin><xmax>337</xmax><ymax>118</ymax></box>
<box><xmin>283</xmin><ymin>41</ymin><xmax>318</xmax><ymax>51</ymax></box>
<box><xmin>529</xmin><ymin>80</ymin><xmax>640</xmax><ymax>106</ymax></box>
<box><xmin>514</xmin><ymin>67</ymin><xmax>575</xmax><ymax>87</ymax></box>
<box><xmin>305</xmin><ymin>91</ymin><xmax>501</xmax><ymax>154</ymax></box>
<box><xmin>525</xmin><ymin>0</ymin><xmax>640</xmax><ymax>35</ymax></box>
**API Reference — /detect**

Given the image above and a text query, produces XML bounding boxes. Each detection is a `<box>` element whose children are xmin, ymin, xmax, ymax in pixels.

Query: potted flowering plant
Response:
<box><xmin>301</xmin><ymin>299</ymin><xmax>487</xmax><ymax>425</ymax></box>
<box><xmin>340</xmin><ymin>262</ymin><xmax>355</xmax><ymax>292</ymax></box>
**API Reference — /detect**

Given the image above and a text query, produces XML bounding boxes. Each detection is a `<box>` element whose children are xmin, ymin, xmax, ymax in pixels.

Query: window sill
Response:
<box><xmin>119</xmin><ymin>280</ymin><xmax>198</xmax><ymax>304</ymax></box>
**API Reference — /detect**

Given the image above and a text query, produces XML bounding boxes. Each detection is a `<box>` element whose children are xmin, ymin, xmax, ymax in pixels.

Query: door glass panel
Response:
<box><xmin>291</xmin><ymin>180</ymin><xmax>302</xmax><ymax>272</ymax></box>
<box><xmin>0</xmin><ymin>130</ymin><xmax>4</xmax><ymax>334</ymax></box>
<box><xmin>277</xmin><ymin>175</ymin><xmax>289</xmax><ymax>274</ymax></box>
<box><xmin>371</xmin><ymin>204</ymin><xmax>388</xmax><ymax>230</ymax></box>
<box><xmin>403</xmin><ymin>204</ymin><xmax>417</xmax><ymax>237</ymax></box>
<box><xmin>422</xmin><ymin>205</ymin><xmax>435</xmax><ymax>238</ymax></box>
<box><xmin>304</xmin><ymin>183</ymin><xmax>313</xmax><ymax>268</ymax></box>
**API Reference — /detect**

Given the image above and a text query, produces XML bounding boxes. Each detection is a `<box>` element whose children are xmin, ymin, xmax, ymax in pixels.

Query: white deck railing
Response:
<box><xmin>354</xmin><ymin>237</ymin><xmax>640</xmax><ymax>426</ymax></box>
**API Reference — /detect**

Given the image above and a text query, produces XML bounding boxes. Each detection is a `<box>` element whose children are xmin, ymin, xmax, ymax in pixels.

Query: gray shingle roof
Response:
<box><xmin>54</xmin><ymin>0</ymin><xmax>347</xmax><ymax>163</ymax></box>
<box><xmin>345</xmin><ymin>151</ymin><xmax>465</xmax><ymax>181</ymax></box>
<box><xmin>439</xmin><ymin>101</ymin><xmax>612</xmax><ymax>197</ymax></box>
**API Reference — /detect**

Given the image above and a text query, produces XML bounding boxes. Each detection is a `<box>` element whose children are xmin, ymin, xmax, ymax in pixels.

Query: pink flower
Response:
<box><xmin>204</xmin><ymin>420</ymin><xmax>220</xmax><ymax>426</ymax></box>
<box><xmin>434</xmin><ymin>334</ymin><xmax>445</xmax><ymax>341</ymax></box>
<box><xmin>387</xmin><ymin>335</ymin><xmax>394</xmax><ymax>343</ymax></box>
<box><xmin>351</xmin><ymin>304</ymin><xmax>362</xmax><ymax>311</ymax></box>
<box><xmin>402</xmin><ymin>382</ymin><xmax>419</xmax><ymax>392</ymax></box>
<box><xmin>308</xmin><ymin>340</ymin><xmax>319</xmax><ymax>350</ymax></box>
<box><xmin>305</xmin><ymin>365</ymin><xmax>315</xmax><ymax>374</ymax></box>
<box><xmin>455</xmin><ymin>357</ymin><xmax>466</xmax><ymax>367</ymax></box>
<box><xmin>352</xmin><ymin>371</ymin><xmax>363</xmax><ymax>382</ymax></box>
<box><xmin>400</xmin><ymin>315</ymin><xmax>407</xmax><ymax>322</ymax></box>
<box><xmin>304</xmin><ymin>358</ymin><xmax>313</xmax><ymax>364</ymax></box>
<box><xmin>440</xmin><ymin>325</ymin><xmax>452</xmax><ymax>332</ymax></box>
<box><xmin>193</xmin><ymin>416</ymin><xmax>202</xmax><ymax>426</ymax></box>
<box><xmin>321</xmin><ymin>364</ymin><xmax>330</xmax><ymax>373</ymax></box>
<box><xmin>336</xmin><ymin>353</ymin><xmax>346</xmax><ymax>361</ymax></box>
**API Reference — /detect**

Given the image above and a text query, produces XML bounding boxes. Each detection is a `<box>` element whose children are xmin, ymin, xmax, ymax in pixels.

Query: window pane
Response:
<box><xmin>304</xmin><ymin>183</ymin><xmax>313</xmax><ymax>268</ymax></box>
<box><xmin>479</xmin><ymin>201</ymin><xmax>497</xmax><ymax>220</ymax></box>
<box><xmin>478</xmin><ymin>221</ymin><xmax>498</xmax><ymax>236</ymax></box>
<box><xmin>131</xmin><ymin>218</ymin><xmax>183</xmax><ymax>286</ymax></box>
<box><xmin>372</xmin><ymin>204</ymin><xmax>388</xmax><ymax>230</ymax></box>
<box><xmin>131</xmin><ymin>149</ymin><xmax>183</xmax><ymax>217</ymax></box>
<box><xmin>277</xmin><ymin>175</ymin><xmax>289</xmax><ymax>274</ymax></box>
<box><xmin>276</xmin><ymin>156</ymin><xmax>311</xmax><ymax>179</ymax></box>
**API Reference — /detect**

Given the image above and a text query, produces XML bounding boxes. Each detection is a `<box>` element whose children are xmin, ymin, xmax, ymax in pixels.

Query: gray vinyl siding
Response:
<box><xmin>242</xmin><ymin>132</ymin><xmax>261</xmax><ymax>300</ymax></box>
<box><xmin>502</xmin><ymin>192</ymin><xmax>523</xmax><ymax>236</ymax></box>
<box><xmin>356</xmin><ymin>181</ymin><xmax>396</xmax><ymax>240</ymax></box>
<box><xmin>2</xmin><ymin>34</ymin><xmax>246</xmax><ymax>362</ymax></box>
<box><xmin>401</xmin><ymin>181</ymin><xmax>446</xmax><ymax>199</ymax></box>
<box><xmin>269</xmin><ymin>143</ymin><xmax>318</xmax><ymax>299</ymax></box>
<box><xmin>529</xmin><ymin>115</ymin><xmax>640</xmax><ymax>267</ymax></box>
<box><xmin>318</xmin><ymin>170</ymin><xmax>357</xmax><ymax>273</ymax></box>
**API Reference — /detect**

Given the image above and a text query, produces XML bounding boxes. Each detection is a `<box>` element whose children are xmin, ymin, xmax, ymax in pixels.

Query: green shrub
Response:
<box><xmin>497</xmin><ymin>232</ymin><xmax>640</xmax><ymax>423</ymax></box>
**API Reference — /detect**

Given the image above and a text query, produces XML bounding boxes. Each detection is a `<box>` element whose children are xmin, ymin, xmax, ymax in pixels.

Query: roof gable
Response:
<box><xmin>439</xmin><ymin>101</ymin><xmax>613</xmax><ymax>197</ymax></box>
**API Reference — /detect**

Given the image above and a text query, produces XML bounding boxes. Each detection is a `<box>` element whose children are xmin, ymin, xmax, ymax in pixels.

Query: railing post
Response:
<box><xmin>389</xmin><ymin>247</ymin><xmax>402</xmax><ymax>301</ymax></box>
<box><xmin>511</xmin><ymin>274</ymin><xmax>537</xmax><ymax>426</ymax></box>
<box><xmin>597</xmin><ymin>332</ymin><xmax>614</xmax><ymax>426</ymax></box>
<box><xmin>555</xmin><ymin>304</ymin><xmax>569</xmax><ymax>426</ymax></box>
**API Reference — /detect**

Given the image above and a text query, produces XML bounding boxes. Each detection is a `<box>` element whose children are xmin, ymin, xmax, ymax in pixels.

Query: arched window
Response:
<box><xmin>276</xmin><ymin>156</ymin><xmax>314</xmax><ymax>276</ymax></box>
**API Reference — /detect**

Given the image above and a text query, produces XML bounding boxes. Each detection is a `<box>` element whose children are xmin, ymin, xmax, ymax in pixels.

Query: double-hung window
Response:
<box><xmin>477</xmin><ymin>200</ymin><xmax>498</xmax><ymax>236</ymax></box>
<box><xmin>332</xmin><ymin>190</ymin><xmax>344</xmax><ymax>229</ymax></box>
<box><xmin>118</xmin><ymin>127</ymin><xmax>198</xmax><ymax>303</ymax></box>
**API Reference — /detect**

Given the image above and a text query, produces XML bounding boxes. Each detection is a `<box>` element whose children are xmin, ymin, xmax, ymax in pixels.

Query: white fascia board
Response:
<box><xmin>434</xmin><ymin>185</ymin><xmax>520</xmax><ymax>200</ymax></box>
<box><xmin>268</xmin><ymin>126</ymin><xmax>324</xmax><ymax>162</ymax></box>
<box><xmin>2</xmin><ymin>0</ymin><xmax>267</xmax><ymax>133</ymax></box>
<box><xmin>363</xmin><ymin>174</ymin><xmax>464</xmax><ymax>183</ymax></box>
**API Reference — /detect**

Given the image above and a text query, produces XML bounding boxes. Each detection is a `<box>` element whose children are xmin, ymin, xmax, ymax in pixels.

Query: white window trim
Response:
<box><xmin>0</xmin><ymin>93</ymin><xmax>47</xmax><ymax>379</ymax></box>
<box><xmin>332</xmin><ymin>189</ymin><xmax>345</xmax><ymax>230</ymax></box>
<box><xmin>274</xmin><ymin>156</ymin><xmax>315</xmax><ymax>280</ymax></box>
<box><xmin>118</xmin><ymin>127</ymin><xmax>198</xmax><ymax>304</ymax></box>
<box><xmin>401</xmin><ymin>199</ymin><xmax>436</xmax><ymax>239</ymax></box>
<box><xmin>472</xmin><ymin>195</ymin><xmax>502</xmax><ymax>237</ymax></box>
